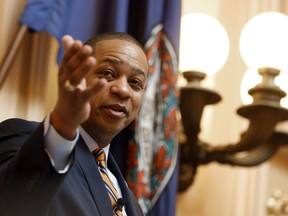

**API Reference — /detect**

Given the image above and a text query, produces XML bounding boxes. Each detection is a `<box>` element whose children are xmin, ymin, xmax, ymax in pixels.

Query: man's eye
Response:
<box><xmin>130</xmin><ymin>79</ymin><xmax>144</xmax><ymax>90</ymax></box>
<box><xmin>101</xmin><ymin>70</ymin><xmax>113</xmax><ymax>76</ymax></box>
<box><xmin>98</xmin><ymin>70</ymin><xmax>115</xmax><ymax>80</ymax></box>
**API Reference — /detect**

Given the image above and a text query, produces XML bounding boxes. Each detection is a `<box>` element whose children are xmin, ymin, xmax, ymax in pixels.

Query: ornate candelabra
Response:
<box><xmin>178</xmin><ymin>68</ymin><xmax>288</xmax><ymax>191</ymax></box>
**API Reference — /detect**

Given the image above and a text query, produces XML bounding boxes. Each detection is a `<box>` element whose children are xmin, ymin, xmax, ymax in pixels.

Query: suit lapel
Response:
<box><xmin>108</xmin><ymin>153</ymin><xmax>139</xmax><ymax>216</ymax></box>
<box><xmin>74</xmin><ymin>138</ymin><xmax>114</xmax><ymax>215</ymax></box>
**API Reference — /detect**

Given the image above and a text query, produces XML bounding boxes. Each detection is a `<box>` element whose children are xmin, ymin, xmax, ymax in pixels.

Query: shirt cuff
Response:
<box><xmin>43</xmin><ymin>114</ymin><xmax>79</xmax><ymax>173</ymax></box>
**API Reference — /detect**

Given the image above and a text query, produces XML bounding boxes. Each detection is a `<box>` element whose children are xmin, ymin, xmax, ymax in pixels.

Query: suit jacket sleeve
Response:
<box><xmin>0</xmin><ymin>118</ymin><xmax>71</xmax><ymax>216</ymax></box>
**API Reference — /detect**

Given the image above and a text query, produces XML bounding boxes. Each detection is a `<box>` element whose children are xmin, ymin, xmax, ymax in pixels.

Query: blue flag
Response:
<box><xmin>125</xmin><ymin>1</ymin><xmax>181</xmax><ymax>215</ymax></box>
<box><xmin>20</xmin><ymin>1</ymin><xmax>181</xmax><ymax>215</ymax></box>
<box><xmin>20</xmin><ymin>0</ymin><xmax>130</xmax><ymax>64</ymax></box>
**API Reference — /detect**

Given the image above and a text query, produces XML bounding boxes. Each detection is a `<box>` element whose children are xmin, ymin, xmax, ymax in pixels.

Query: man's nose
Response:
<box><xmin>110</xmin><ymin>77</ymin><xmax>131</xmax><ymax>99</ymax></box>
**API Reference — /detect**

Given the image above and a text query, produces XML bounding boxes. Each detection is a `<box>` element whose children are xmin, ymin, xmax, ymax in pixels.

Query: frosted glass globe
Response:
<box><xmin>239</xmin><ymin>12</ymin><xmax>288</xmax><ymax>71</ymax></box>
<box><xmin>179</xmin><ymin>13</ymin><xmax>230</xmax><ymax>75</ymax></box>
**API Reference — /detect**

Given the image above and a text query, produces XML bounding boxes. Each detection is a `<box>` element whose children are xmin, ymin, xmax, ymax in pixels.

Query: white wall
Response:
<box><xmin>0</xmin><ymin>0</ymin><xmax>58</xmax><ymax>121</ymax></box>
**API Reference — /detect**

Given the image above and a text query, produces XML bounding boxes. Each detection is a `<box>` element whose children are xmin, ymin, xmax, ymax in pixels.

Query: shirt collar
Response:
<box><xmin>79</xmin><ymin>126</ymin><xmax>110</xmax><ymax>163</ymax></box>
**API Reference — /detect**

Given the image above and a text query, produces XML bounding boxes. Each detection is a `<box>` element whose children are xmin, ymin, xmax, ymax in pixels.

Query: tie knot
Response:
<box><xmin>93</xmin><ymin>147</ymin><xmax>106</xmax><ymax>168</ymax></box>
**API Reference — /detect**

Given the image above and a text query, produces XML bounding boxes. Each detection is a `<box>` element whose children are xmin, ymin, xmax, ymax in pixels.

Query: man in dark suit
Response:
<box><xmin>0</xmin><ymin>32</ymin><xmax>148</xmax><ymax>216</ymax></box>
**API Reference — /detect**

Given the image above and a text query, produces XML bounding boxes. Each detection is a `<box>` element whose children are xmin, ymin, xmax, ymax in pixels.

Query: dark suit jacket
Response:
<box><xmin>0</xmin><ymin>118</ymin><xmax>143</xmax><ymax>216</ymax></box>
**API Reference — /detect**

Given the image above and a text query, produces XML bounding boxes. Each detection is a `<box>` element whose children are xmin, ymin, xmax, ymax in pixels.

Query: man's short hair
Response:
<box><xmin>84</xmin><ymin>32</ymin><xmax>145</xmax><ymax>53</ymax></box>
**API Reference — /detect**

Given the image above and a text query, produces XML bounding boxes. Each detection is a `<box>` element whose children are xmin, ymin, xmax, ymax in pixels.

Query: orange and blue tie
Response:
<box><xmin>93</xmin><ymin>147</ymin><xmax>124</xmax><ymax>216</ymax></box>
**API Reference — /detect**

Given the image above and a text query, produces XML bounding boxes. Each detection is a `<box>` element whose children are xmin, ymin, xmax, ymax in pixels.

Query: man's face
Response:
<box><xmin>85</xmin><ymin>39</ymin><xmax>148</xmax><ymax>137</ymax></box>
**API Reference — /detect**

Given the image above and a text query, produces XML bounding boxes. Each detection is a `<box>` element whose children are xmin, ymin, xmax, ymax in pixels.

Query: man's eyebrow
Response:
<box><xmin>103</xmin><ymin>57</ymin><xmax>121</xmax><ymax>65</ymax></box>
<box><xmin>103</xmin><ymin>57</ymin><xmax>147</xmax><ymax>77</ymax></box>
<box><xmin>131</xmin><ymin>66</ymin><xmax>146</xmax><ymax>78</ymax></box>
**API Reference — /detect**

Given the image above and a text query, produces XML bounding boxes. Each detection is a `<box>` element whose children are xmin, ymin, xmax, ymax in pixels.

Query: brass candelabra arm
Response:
<box><xmin>199</xmin><ymin>131</ymin><xmax>288</xmax><ymax>166</ymax></box>
<box><xmin>178</xmin><ymin>68</ymin><xmax>288</xmax><ymax>192</ymax></box>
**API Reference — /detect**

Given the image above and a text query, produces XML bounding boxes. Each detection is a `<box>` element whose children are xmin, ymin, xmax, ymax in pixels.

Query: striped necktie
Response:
<box><xmin>93</xmin><ymin>147</ymin><xmax>123</xmax><ymax>216</ymax></box>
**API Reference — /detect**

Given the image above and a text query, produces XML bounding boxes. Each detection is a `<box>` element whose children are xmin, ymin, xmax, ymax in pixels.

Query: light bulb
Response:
<box><xmin>239</xmin><ymin>12</ymin><xmax>288</xmax><ymax>71</ymax></box>
<box><xmin>179</xmin><ymin>13</ymin><xmax>230</xmax><ymax>76</ymax></box>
